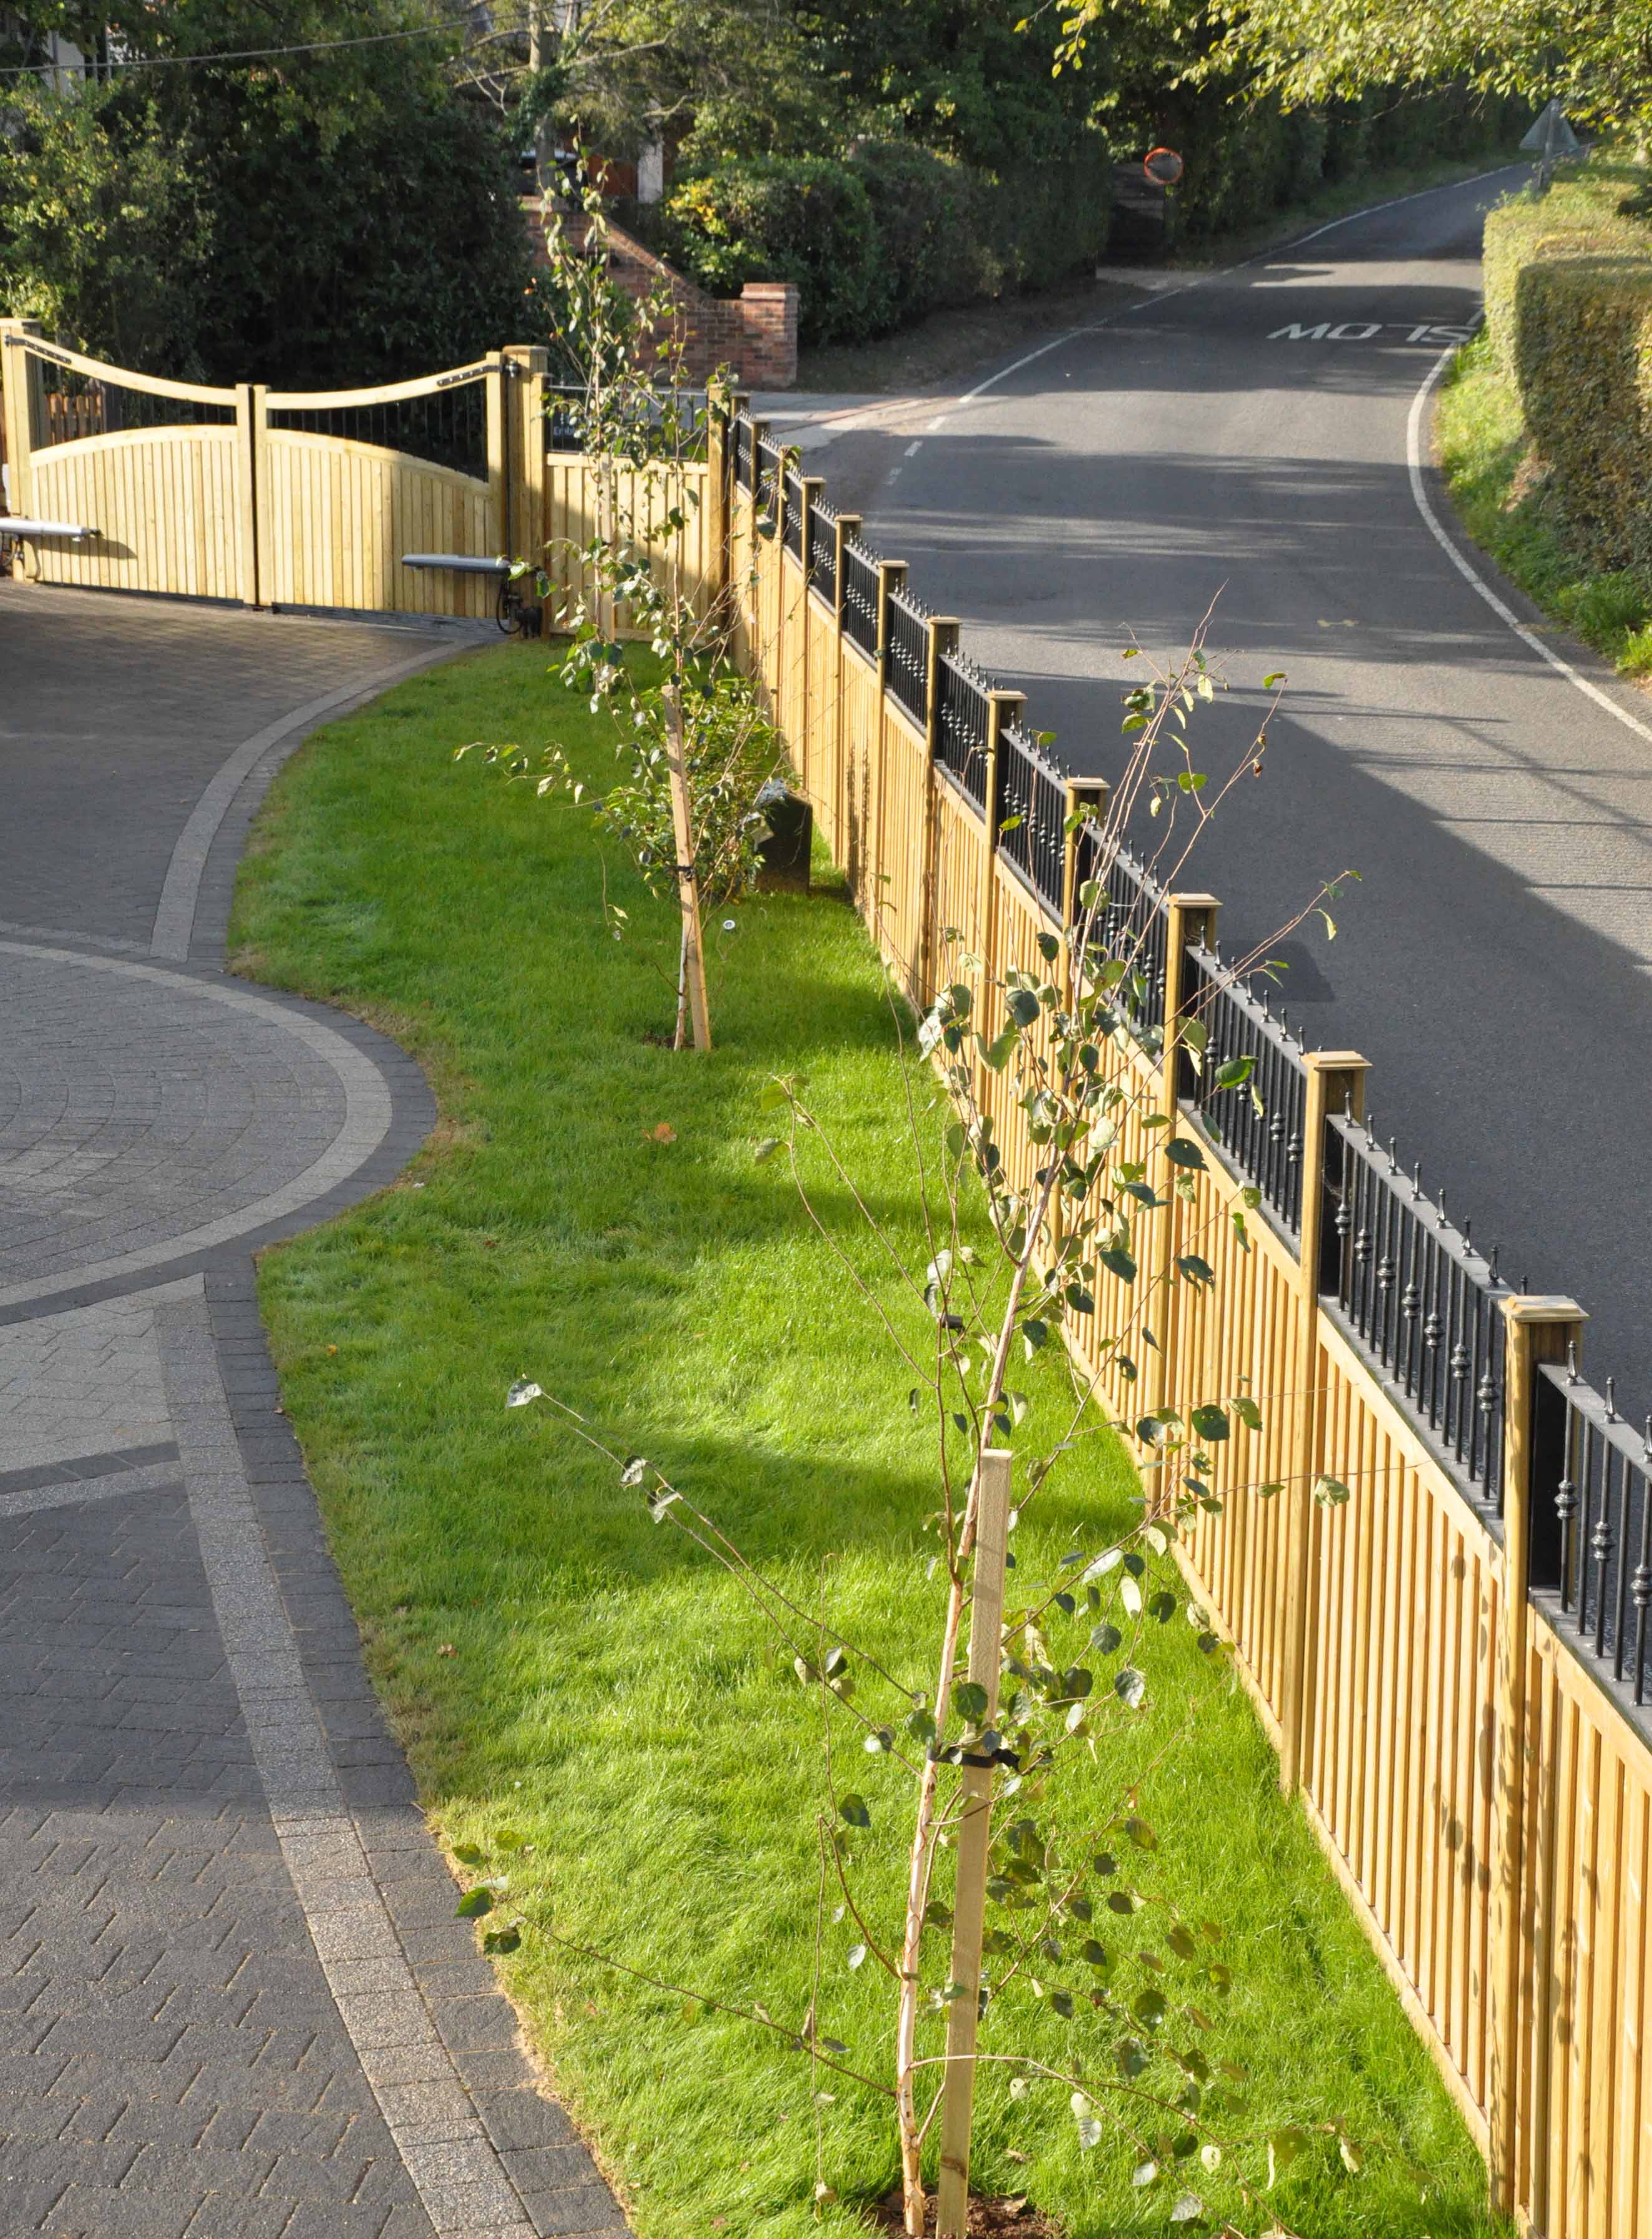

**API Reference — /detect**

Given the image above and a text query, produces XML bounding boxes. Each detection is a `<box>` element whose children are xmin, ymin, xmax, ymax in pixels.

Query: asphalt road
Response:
<box><xmin>764</xmin><ymin>166</ymin><xmax>1652</xmax><ymax>1415</ymax></box>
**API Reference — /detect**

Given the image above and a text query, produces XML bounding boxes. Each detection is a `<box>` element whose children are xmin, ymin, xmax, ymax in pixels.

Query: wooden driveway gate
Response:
<box><xmin>1</xmin><ymin>320</ymin><xmax>544</xmax><ymax>618</ymax></box>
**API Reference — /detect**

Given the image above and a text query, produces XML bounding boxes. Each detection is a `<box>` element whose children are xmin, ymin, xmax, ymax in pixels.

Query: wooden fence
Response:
<box><xmin>1</xmin><ymin>324</ymin><xmax>709</xmax><ymax>624</ymax></box>
<box><xmin>713</xmin><ymin>404</ymin><xmax>1652</xmax><ymax>2239</ymax></box>
<box><xmin>4</xmin><ymin>326</ymin><xmax>1645</xmax><ymax>2229</ymax></box>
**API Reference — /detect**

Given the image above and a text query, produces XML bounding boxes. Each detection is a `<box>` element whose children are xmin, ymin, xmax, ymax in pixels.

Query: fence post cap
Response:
<box><xmin>1303</xmin><ymin>1050</ymin><xmax>1371</xmax><ymax>1075</ymax></box>
<box><xmin>986</xmin><ymin>687</ymin><xmax>1027</xmax><ymax>706</ymax></box>
<box><xmin>1500</xmin><ymin>1295</ymin><xmax>1588</xmax><ymax>1326</ymax></box>
<box><xmin>1167</xmin><ymin>889</ymin><xmax>1220</xmax><ymax>909</ymax></box>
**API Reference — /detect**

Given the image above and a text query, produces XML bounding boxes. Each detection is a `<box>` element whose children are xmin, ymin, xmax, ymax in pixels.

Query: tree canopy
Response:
<box><xmin>1</xmin><ymin>0</ymin><xmax>532</xmax><ymax>382</ymax></box>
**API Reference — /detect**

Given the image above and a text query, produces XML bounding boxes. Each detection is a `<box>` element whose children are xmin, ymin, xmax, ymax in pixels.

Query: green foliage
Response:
<box><xmin>663</xmin><ymin>155</ymin><xmax>885</xmax><ymax>346</ymax></box>
<box><xmin>1202</xmin><ymin>0</ymin><xmax>1652</xmax><ymax>141</ymax></box>
<box><xmin>843</xmin><ymin>144</ymin><xmax>990</xmax><ymax>325</ymax></box>
<box><xmin>1479</xmin><ymin>162</ymin><xmax>1652</xmax><ymax>578</ymax></box>
<box><xmin>0</xmin><ymin>80</ymin><xmax>210</xmax><ymax>372</ymax></box>
<box><xmin>1437</xmin><ymin>325</ymin><xmax>1652</xmax><ymax>680</ymax></box>
<box><xmin>0</xmin><ymin>0</ymin><xmax>533</xmax><ymax>383</ymax></box>
<box><xmin>1162</xmin><ymin>80</ymin><xmax>1526</xmax><ymax>244</ymax></box>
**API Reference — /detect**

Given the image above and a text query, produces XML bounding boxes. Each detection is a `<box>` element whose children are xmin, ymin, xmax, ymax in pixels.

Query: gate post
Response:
<box><xmin>485</xmin><ymin>355</ymin><xmax>510</xmax><ymax>575</ymax></box>
<box><xmin>503</xmin><ymin>345</ymin><xmax>548</xmax><ymax>575</ymax></box>
<box><xmin>234</xmin><ymin>384</ymin><xmax>261</xmax><ymax>608</ymax></box>
<box><xmin>1490</xmin><ymin>1294</ymin><xmax>1586</xmax><ymax>2219</ymax></box>
<box><xmin>1</xmin><ymin>318</ymin><xmax>46</xmax><ymax>565</ymax></box>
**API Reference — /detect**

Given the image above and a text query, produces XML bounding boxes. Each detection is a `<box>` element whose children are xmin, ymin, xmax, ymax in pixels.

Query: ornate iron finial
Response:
<box><xmin>1489</xmin><ymin>1244</ymin><xmax>1501</xmax><ymax>1283</ymax></box>
<box><xmin>1606</xmin><ymin>1377</ymin><xmax>1618</xmax><ymax>1423</ymax></box>
<box><xmin>1437</xmin><ymin>1189</ymin><xmax>1448</xmax><ymax>1230</ymax></box>
<box><xmin>1388</xmin><ymin>1135</ymin><xmax>1399</xmax><ymax>1171</ymax></box>
<box><xmin>1412</xmin><ymin>1160</ymin><xmax>1423</xmax><ymax>1202</ymax></box>
<box><xmin>1464</xmin><ymin>1218</ymin><xmax>1472</xmax><ymax>1252</ymax></box>
<box><xmin>1567</xmin><ymin>1338</ymin><xmax>1580</xmax><ymax>1384</ymax></box>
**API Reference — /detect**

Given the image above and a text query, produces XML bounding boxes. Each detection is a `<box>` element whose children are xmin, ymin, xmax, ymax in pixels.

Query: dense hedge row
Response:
<box><xmin>1172</xmin><ymin>82</ymin><xmax>1528</xmax><ymax>242</ymax></box>
<box><xmin>653</xmin><ymin>84</ymin><xmax>1523</xmax><ymax>349</ymax></box>
<box><xmin>1481</xmin><ymin>168</ymin><xmax>1652</xmax><ymax>575</ymax></box>
<box><xmin>658</xmin><ymin>139</ymin><xmax>1112</xmax><ymax>347</ymax></box>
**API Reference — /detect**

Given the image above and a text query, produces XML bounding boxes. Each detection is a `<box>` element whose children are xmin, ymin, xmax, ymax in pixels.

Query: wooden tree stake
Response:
<box><xmin>663</xmin><ymin>685</ymin><xmax>711</xmax><ymax>1051</ymax></box>
<box><xmin>935</xmin><ymin>1447</ymin><xmax>1013</xmax><ymax>2237</ymax></box>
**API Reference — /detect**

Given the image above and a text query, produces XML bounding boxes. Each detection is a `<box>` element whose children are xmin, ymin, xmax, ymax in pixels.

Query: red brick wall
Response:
<box><xmin>523</xmin><ymin>200</ymin><xmax>798</xmax><ymax>390</ymax></box>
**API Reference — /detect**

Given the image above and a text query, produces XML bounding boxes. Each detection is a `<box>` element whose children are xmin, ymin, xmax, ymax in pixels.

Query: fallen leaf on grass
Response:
<box><xmin>647</xmin><ymin>1123</ymin><xmax>678</xmax><ymax>1144</ymax></box>
<box><xmin>437</xmin><ymin>1644</ymin><xmax>457</xmax><ymax>1657</ymax></box>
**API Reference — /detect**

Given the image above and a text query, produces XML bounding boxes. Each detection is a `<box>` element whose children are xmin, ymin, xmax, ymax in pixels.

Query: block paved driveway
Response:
<box><xmin>0</xmin><ymin>585</ymin><xmax>628</xmax><ymax>2239</ymax></box>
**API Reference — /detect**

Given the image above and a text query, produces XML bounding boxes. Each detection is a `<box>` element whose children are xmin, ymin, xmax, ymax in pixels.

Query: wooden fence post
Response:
<box><xmin>935</xmin><ymin>1447</ymin><xmax>1013</xmax><ymax>2238</ymax></box>
<box><xmin>978</xmin><ymin>688</ymin><xmax>1024</xmax><ymax>1002</ymax></box>
<box><xmin>798</xmin><ymin>476</ymin><xmax>824</xmax><ymax>793</ymax></box>
<box><xmin>1490</xmin><ymin>1294</ymin><xmax>1586</xmax><ymax>2217</ymax></box>
<box><xmin>249</xmin><ymin>384</ymin><xmax>271</xmax><ymax>608</ymax></box>
<box><xmin>872</xmin><ymin>560</ymin><xmax>908</xmax><ymax>927</ymax></box>
<box><xmin>1278</xmin><ymin>1051</ymin><xmax>1370</xmax><ymax>1796</ymax></box>
<box><xmin>1059</xmin><ymin>777</ymin><xmax>1110</xmax><ymax>1012</ymax></box>
<box><xmin>920</xmin><ymin>616</ymin><xmax>961</xmax><ymax>1007</ymax></box>
<box><xmin>1</xmin><ymin>318</ymin><xmax>45</xmax><ymax>565</ymax></box>
<box><xmin>832</xmin><ymin>514</ymin><xmax>861</xmax><ymax>856</ymax></box>
<box><xmin>503</xmin><ymin>344</ymin><xmax>549</xmax><ymax>575</ymax></box>
<box><xmin>1145</xmin><ymin>895</ymin><xmax>1219</xmax><ymax>1450</ymax></box>
<box><xmin>704</xmin><ymin>376</ymin><xmax>731</xmax><ymax>600</ymax></box>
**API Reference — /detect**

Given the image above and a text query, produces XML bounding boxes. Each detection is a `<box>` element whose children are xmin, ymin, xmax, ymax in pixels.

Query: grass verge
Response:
<box><xmin>1436</xmin><ymin>329</ymin><xmax>1652</xmax><ymax>681</ymax></box>
<box><xmin>233</xmin><ymin>641</ymin><xmax>1504</xmax><ymax>2238</ymax></box>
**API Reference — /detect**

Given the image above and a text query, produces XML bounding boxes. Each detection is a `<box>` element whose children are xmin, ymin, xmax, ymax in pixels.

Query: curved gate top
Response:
<box><xmin>1</xmin><ymin>321</ymin><xmax>545</xmax><ymax>619</ymax></box>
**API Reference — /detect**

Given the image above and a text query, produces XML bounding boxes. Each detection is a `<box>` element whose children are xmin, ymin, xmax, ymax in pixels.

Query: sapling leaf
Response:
<box><xmin>1114</xmin><ymin>1666</ymin><xmax>1146</xmax><ymax>1708</ymax></box>
<box><xmin>838</xmin><ymin>1794</ymin><xmax>871</xmax><ymax>1828</ymax></box>
<box><xmin>483</xmin><ymin>1926</ymin><xmax>522</xmax><ymax>1954</ymax></box>
<box><xmin>456</xmin><ymin>1888</ymin><xmax>494</xmax><ymax>1918</ymax></box>
<box><xmin>453</xmin><ymin>1843</ymin><xmax>487</xmax><ymax>1866</ymax></box>
<box><xmin>505</xmin><ymin>1379</ymin><xmax>542</xmax><ymax>1408</ymax></box>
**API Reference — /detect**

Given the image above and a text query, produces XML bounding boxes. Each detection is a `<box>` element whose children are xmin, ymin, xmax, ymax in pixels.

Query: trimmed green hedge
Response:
<box><xmin>1172</xmin><ymin>83</ymin><xmax>1527</xmax><ymax>243</ymax></box>
<box><xmin>661</xmin><ymin>155</ymin><xmax>885</xmax><ymax>347</ymax></box>
<box><xmin>1481</xmin><ymin>171</ymin><xmax>1652</xmax><ymax>573</ymax></box>
<box><xmin>662</xmin><ymin>140</ymin><xmax>1112</xmax><ymax>346</ymax></box>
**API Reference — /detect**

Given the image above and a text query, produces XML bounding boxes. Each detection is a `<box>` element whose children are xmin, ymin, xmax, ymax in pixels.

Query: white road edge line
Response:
<box><xmin>1405</xmin><ymin>347</ymin><xmax>1652</xmax><ymax>748</ymax></box>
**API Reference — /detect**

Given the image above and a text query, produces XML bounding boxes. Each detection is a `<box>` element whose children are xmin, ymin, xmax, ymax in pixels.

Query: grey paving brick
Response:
<box><xmin>0</xmin><ymin>593</ymin><xmax>625</xmax><ymax>2237</ymax></box>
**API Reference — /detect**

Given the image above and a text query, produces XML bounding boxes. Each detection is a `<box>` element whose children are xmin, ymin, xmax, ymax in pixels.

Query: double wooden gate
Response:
<box><xmin>1</xmin><ymin>320</ymin><xmax>544</xmax><ymax>618</ymax></box>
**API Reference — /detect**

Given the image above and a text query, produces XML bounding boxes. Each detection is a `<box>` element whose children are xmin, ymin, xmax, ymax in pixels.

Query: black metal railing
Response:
<box><xmin>841</xmin><ymin>536</ymin><xmax>880</xmax><ymax>660</ymax></box>
<box><xmin>1072</xmin><ymin>836</ymin><xmax>1166</xmax><ymax>1037</ymax></box>
<box><xmin>1178</xmin><ymin>948</ymin><xmax>1309</xmax><ymax>1231</ymax></box>
<box><xmin>272</xmin><ymin>384</ymin><xmax>486</xmax><ymax>477</ymax></box>
<box><xmin>1534</xmin><ymin>1363</ymin><xmax>1652</xmax><ymax>1704</ymax></box>
<box><xmin>33</xmin><ymin>361</ymin><xmax>233</xmax><ymax>446</ymax></box>
<box><xmin>1321</xmin><ymin>1112</ymin><xmax>1509</xmax><ymax>1515</ymax></box>
<box><xmin>807</xmin><ymin>493</ymin><xmax>838</xmax><ymax>605</ymax></box>
<box><xmin>541</xmin><ymin>384</ymin><xmax>707</xmax><ymax>460</ymax></box>
<box><xmin>782</xmin><ymin>463</ymin><xmax>805</xmax><ymax>561</ymax></box>
<box><xmin>755</xmin><ymin>434</ymin><xmax>783</xmax><ymax>519</ymax></box>
<box><xmin>732</xmin><ymin>413</ymin><xmax>753</xmax><ymax>492</ymax></box>
<box><xmin>885</xmin><ymin>584</ymin><xmax>931</xmax><ymax>727</ymax></box>
<box><xmin>996</xmin><ymin>723</ymin><xmax>1067</xmax><ymax>916</ymax></box>
<box><xmin>934</xmin><ymin>651</ymin><xmax>992</xmax><ymax>809</ymax></box>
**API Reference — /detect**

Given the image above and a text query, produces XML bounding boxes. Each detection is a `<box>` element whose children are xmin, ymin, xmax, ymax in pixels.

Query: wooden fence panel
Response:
<box><xmin>257</xmin><ymin>431</ymin><xmax>495</xmax><ymax>617</ymax></box>
<box><xmin>25</xmin><ymin>425</ymin><xmax>249</xmax><ymax>602</ymax></box>
<box><xmin>1517</xmin><ymin>1617</ymin><xmax>1652</xmax><ymax>2237</ymax></box>
<box><xmin>1296</xmin><ymin>1327</ymin><xmax>1503</xmax><ymax>2139</ymax></box>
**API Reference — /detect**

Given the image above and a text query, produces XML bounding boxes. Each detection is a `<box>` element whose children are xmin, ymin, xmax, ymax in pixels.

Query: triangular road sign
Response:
<box><xmin>1521</xmin><ymin>99</ymin><xmax>1581</xmax><ymax>155</ymax></box>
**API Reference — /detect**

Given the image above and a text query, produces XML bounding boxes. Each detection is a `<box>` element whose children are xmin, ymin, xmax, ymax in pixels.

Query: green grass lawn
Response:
<box><xmin>1436</xmin><ymin>331</ymin><xmax>1652</xmax><ymax>682</ymax></box>
<box><xmin>233</xmin><ymin>641</ymin><xmax>1503</xmax><ymax>2238</ymax></box>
